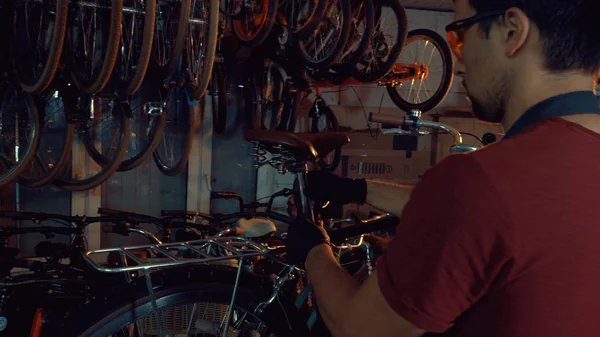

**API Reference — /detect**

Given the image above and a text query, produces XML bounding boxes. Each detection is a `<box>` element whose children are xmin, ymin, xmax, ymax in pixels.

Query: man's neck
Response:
<box><xmin>502</xmin><ymin>72</ymin><xmax>594</xmax><ymax>131</ymax></box>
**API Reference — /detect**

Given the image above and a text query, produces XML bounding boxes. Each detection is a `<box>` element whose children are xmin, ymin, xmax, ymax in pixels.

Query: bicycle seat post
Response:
<box><xmin>288</xmin><ymin>162</ymin><xmax>315</xmax><ymax>223</ymax></box>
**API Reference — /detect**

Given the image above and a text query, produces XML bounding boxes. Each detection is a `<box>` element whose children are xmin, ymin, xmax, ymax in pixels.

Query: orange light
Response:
<box><xmin>29</xmin><ymin>308</ymin><xmax>44</xmax><ymax>337</ymax></box>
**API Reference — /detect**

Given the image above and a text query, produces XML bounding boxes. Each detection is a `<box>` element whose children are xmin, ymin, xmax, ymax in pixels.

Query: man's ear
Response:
<box><xmin>502</xmin><ymin>7</ymin><xmax>530</xmax><ymax>57</ymax></box>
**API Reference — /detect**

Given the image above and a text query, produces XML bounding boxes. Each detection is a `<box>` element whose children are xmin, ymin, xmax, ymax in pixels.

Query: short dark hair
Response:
<box><xmin>468</xmin><ymin>0</ymin><xmax>600</xmax><ymax>74</ymax></box>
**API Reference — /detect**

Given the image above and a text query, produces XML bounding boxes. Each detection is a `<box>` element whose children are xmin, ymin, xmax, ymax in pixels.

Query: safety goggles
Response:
<box><xmin>445</xmin><ymin>10</ymin><xmax>506</xmax><ymax>61</ymax></box>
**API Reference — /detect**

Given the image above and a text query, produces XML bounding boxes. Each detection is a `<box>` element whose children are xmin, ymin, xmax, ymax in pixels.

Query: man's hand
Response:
<box><xmin>285</xmin><ymin>217</ymin><xmax>330</xmax><ymax>265</ymax></box>
<box><xmin>306</xmin><ymin>171</ymin><xmax>367</xmax><ymax>204</ymax></box>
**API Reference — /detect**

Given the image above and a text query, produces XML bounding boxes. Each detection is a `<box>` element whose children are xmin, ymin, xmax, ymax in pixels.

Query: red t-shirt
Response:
<box><xmin>377</xmin><ymin>118</ymin><xmax>600</xmax><ymax>336</ymax></box>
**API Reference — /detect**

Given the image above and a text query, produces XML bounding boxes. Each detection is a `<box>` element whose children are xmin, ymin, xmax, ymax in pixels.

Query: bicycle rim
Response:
<box><xmin>13</xmin><ymin>0</ymin><xmax>68</xmax><ymax>93</ymax></box>
<box><xmin>352</xmin><ymin>0</ymin><xmax>407</xmax><ymax>83</ymax></box>
<box><xmin>18</xmin><ymin>91</ymin><xmax>75</xmax><ymax>188</ymax></box>
<box><xmin>82</xmin><ymin>83</ymin><xmax>167</xmax><ymax>172</ymax></box>
<box><xmin>152</xmin><ymin>85</ymin><xmax>195</xmax><ymax>176</ymax></box>
<box><xmin>116</xmin><ymin>0</ymin><xmax>157</xmax><ymax>95</ymax></box>
<box><xmin>64</xmin><ymin>280</ymin><xmax>308</xmax><ymax>337</ymax></box>
<box><xmin>186</xmin><ymin>0</ymin><xmax>220</xmax><ymax>99</ymax></box>
<box><xmin>232</xmin><ymin>0</ymin><xmax>278</xmax><ymax>47</ymax></box>
<box><xmin>386</xmin><ymin>28</ymin><xmax>454</xmax><ymax>113</ymax></box>
<box><xmin>0</xmin><ymin>83</ymin><xmax>41</xmax><ymax>188</ymax></box>
<box><xmin>53</xmin><ymin>98</ymin><xmax>131</xmax><ymax>191</ymax></box>
<box><xmin>152</xmin><ymin>0</ymin><xmax>192</xmax><ymax>78</ymax></box>
<box><xmin>69</xmin><ymin>0</ymin><xmax>123</xmax><ymax>94</ymax></box>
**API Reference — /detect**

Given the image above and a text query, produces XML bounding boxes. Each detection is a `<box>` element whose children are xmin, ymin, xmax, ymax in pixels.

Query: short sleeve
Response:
<box><xmin>376</xmin><ymin>154</ymin><xmax>513</xmax><ymax>333</ymax></box>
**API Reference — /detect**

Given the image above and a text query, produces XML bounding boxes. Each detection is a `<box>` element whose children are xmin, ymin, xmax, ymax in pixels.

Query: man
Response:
<box><xmin>285</xmin><ymin>0</ymin><xmax>600</xmax><ymax>336</ymax></box>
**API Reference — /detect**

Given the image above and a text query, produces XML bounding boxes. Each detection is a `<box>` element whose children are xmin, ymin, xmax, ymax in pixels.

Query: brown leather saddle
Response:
<box><xmin>244</xmin><ymin>130</ymin><xmax>350</xmax><ymax>161</ymax></box>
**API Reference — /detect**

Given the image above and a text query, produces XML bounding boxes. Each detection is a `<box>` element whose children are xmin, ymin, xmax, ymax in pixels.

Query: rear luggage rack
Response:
<box><xmin>83</xmin><ymin>237</ymin><xmax>268</xmax><ymax>273</ymax></box>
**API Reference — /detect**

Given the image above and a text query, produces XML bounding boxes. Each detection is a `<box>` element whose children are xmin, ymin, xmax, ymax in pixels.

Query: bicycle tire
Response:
<box><xmin>351</xmin><ymin>0</ymin><xmax>407</xmax><ymax>83</ymax></box>
<box><xmin>70</xmin><ymin>0</ymin><xmax>123</xmax><ymax>94</ymax></box>
<box><xmin>233</xmin><ymin>0</ymin><xmax>278</xmax><ymax>47</ymax></box>
<box><xmin>288</xmin><ymin>0</ymin><xmax>328</xmax><ymax>40</ymax></box>
<box><xmin>152</xmin><ymin>88</ymin><xmax>195</xmax><ymax>176</ymax></box>
<box><xmin>310</xmin><ymin>101</ymin><xmax>341</xmax><ymax>171</ymax></box>
<box><xmin>117</xmin><ymin>0</ymin><xmax>157</xmax><ymax>96</ymax></box>
<box><xmin>0</xmin><ymin>84</ymin><xmax>41</xmax><ymax>188</ymax></box>
<box><xmin>81</xmin><ymin>93</ymin><xmax>168</xmax><ymax>172</ymax></box>
<box><xmin>18</xmin><ymin>94</ymin><xmax>76</xmax><ymax>188</ymax></box>
<box><xmin>53</xmin><ymin>112</ymin><xmax>131</xmax><ymax>191</ymax></box>
<box><xmin>386</xmin><ymin>28</ymin><xmax>455</xmax><ymax>113</ymax></box>
<box><xmin>187</xmin><ymin>0</ymin><xmax>220</xmax><ymax>99</ymax></box>
<box><xmin>62</xmin><ymin>269</ymin><xmax>310</xmax><ymax>337</ymax></box>
<box><xmin>14</xmin><ymin>0</ymin><xmax>68</xmax><ymax>94</ymax></box>
<box><xmin>330</xmin><ymin>0</ymin><xmax>374</xmax><ymax>70</ymax></box>
<box><xmin>212</xmin><ymin>64</ymin><xmax>227</xmax><ymax>134</ymax></box>
<box><xmin>296</xmin><ymin>0</ymin><xmax>351</xmax><ymax>70</ymax></box>
<box><xmin>152</xmin><ymin>0</ymin><xmax>192</xmax><ymax>79</ymax></box>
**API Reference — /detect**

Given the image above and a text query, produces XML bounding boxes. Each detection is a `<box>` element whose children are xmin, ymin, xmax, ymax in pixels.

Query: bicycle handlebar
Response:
<box><xmin>369</xmin><ymin>112</ymin><xmax>463</xmax><ymax>144</ymax></box>
<box><xmin>328</xmin><ymin>213</ymin><xmax>398</xmax><ymax>243</ymax></box>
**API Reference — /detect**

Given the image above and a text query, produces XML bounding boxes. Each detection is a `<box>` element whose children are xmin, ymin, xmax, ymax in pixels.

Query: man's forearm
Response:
<box><xmin>364</xmin><ymin>180</ymin><xmax>414</xmax><ymax>218</ymax></box>
<box><xmin>305</xmin><ymin>244</ymin><xmax>360</xmax><ymax>337</ymax></box>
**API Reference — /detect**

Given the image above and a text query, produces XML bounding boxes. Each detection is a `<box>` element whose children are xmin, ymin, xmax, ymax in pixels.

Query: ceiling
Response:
<box><xmin>401</xmin><ymin>0</ymin><xmax>454</xmax><ymax>12</ymax></box>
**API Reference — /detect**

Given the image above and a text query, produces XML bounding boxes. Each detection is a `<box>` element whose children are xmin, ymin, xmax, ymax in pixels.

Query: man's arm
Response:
<box><xmin>302</xmin><ymin>154</ymin><xmax>512</xmax><ymax>336</ymax></box>
<box><xmin>364</xmin><ymin>180</ymin><xmax>414</xmax><ymax>218</ymax></box>
<box><xmin>305</xmin><ymin>244</ymin><xmax>426</xmax><ymax>337</ymax></box>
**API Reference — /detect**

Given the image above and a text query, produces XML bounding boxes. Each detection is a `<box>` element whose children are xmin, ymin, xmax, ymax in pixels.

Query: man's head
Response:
<box><xmin>448</xmin><ymin>0</ymin><xmax>600</xmax><ymax>123</ymax></box>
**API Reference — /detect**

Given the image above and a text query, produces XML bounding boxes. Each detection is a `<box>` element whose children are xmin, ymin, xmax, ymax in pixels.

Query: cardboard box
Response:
<box><xmin>340</xmin><ymin>152</ymin><xmax>431</xmax><ymax>185</ymax></box>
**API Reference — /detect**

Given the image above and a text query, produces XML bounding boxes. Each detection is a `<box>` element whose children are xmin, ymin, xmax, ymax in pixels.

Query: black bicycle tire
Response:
<box><xmin>62</xmin><ymin>273</ymin><xmax>309</xmax><ymax>336</ymax></box>
<box><xmin>290</xmin><ymin>0</ymin><xmax>329</xmax><ymax>40</ymax></box>
<box><xmin>151</xmin><ymin>0</ymin><xmax>192</xmax><ymax>79</ymax></box>
<box><xmin>82</xmin><ymin>97</ymin><xmax>168</xmax><ymax>172</ymax></box>
<box><xmin>296</xmin><ymin>0</ymin><xmax>351</xmax><ymax>70</ymax></box>
<box><xmin>14</xmin><ymin>0</ymin><xmax>68</xmax><ymax>94</ymax></box>
<box><xmin>187</xmin><ymin>0</ymin><xmax>220</xmax><ymax>99</ymax></box>
<box><xmin>281</xmin><ymin>88</ymin><xmax>299</xmax><ymax>132</ymax></box>
<box><xmin>18</xmin><ymin>94</ymin><xmax>76</xmax><ymax>188</ymax></box>
<box><xmin>152</xmin><ymin>96</ymin><xmax>196</xmax><ymax>176</ymax></box>
<box><xmin>118</xmin><ymin>0</ymin><xmax>157</xmax><ymax>96</ymax></box>
<box><xmin>331</xmin><ymin>0</ymin><xmax>374</xmax><ymax>70</ymax></box>
<box><xmin>70</xmin><ymin>0</ymin><xmax>124</xmax><ymax>94</ymax></box>
<box><xmin>53</xmin><ymin>113</ymin><xmax>131</xmax><ymax>191</ymax></box>
<box><xmin>212</xmin><ymin>65</ymin><xmax>227</xmax><ymax>134</ymax></box>
<box><xmin>232</xmin><ymin>0</ymin><xmax>278</xmax><ymax>47</ymax></box>
<box><xmin>386</xmin><ymin>28</ymin><xmax>455</xmax><ymax>113</ymax></box>
<box><xmin>310</xmin><ymin>102</ymin><xmax>341</xmax><ymax>171</ymax></box>
<box><xmin>351</xmin><ymin>0</ymin><xmax>407</xmax><ymax>83</ymax></box>
<box><xmin>0</xmin><ymin>85</ymin><xmax>42</xmax><ymax>188</ymax></box>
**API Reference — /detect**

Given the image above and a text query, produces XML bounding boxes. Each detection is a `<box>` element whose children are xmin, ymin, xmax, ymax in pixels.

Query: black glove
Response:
<box><xmin>286</xmin><ymin>217</ymin><xmax>330</xmax><ymax>265</ymax></box>
<box><xmin>306</xmin><ymin>171</ymin><xmax>367</xmax><ymax>204</ymax></box>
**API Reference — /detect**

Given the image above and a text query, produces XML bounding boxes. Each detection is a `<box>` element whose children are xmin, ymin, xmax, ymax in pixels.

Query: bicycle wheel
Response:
<box><xmin>53</xmin><ymin>95</ymin><xmax>131</xmax><ymax>191</ymax></box>
<box><xmin>18</xmin><ymin>89</ymin><xmax>75</xmax><ymax>188</ymax></box>
<box><xmin>309</xmin><ymin>99</ymin><xmax>341</xmax><ymax>172</ymax></box>
<box><xmin>152</xmin><ymin>0</ymin><xmax>192</xmax><ymax>79</ymax></box>
<box><xmin>351</xmin><ymin>0</ymin><xmax>407</xmax><ymax>83</ymax></box>
<box><xmin>186</xmin><ymin>0</ymin><xmax>220</xmax><ymax>99</ymax></box>
<box><xmin>12</xmin><ymin>0</ymin><xmax>68</xmax><ymax>94</ymax></box>
<box><xmin>115</xmin><ymin>0</ymin><xmax>157</xmax><ymax>95</ymax></box>
<box><xmin>152</xmin><ymin>84</ymin><xmax>195</xmax><ymax>176</ymax></box>
<box><xmin>62</xmin><ymin>270</ymin><xmax>309</xmax><ymax>337</ymax></box>
<box><xmin>68</xmin><ymin>0</ymin><xmax>123</xmax><ymax>94</ymax></box>
<box><xmin>329</xmin><ymin>0</ymin><xmax>374</xmax><ymax>72</ymax></box>
<box><xmin>211</xmin><ymin>63</ymin><xmax>228</xmax><ymax>134</ymax></box>
<box><xmin>0</xmin><ymin>82</ymin><xmax>41</xmax><ymax>188</ymax></box>
<box><xmin>81</xmin><ymin>81</ymin><xmax>167</xmax><ymax>172</ymax></box>
<box><xmin>296</xmin><ymin>0</ymin><xmax>351</xmax><ymax>70</ymax></box>
<box><xmin>246</xmin><ymin>59</ymin><xmax>294</xmax><ymax>131</ymax></box>
<box><xmin>232</xmin><ymin>0</ymin><xmax>278</xmax><ymax>47</ymax></box>
<box><xmin>280</xmin><ymin>0</ymin><xmax>329</xmax><ymax>40</ymax></box>
<box><xmin>386</xmin><ymin>28</ymin><xmax>454</xmax><ymax>113</ymax></box>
